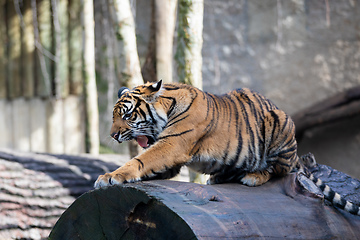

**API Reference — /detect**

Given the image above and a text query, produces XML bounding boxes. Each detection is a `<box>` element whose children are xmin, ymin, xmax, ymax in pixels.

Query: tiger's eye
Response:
<box><xmin>123</xmin><ymin>112</ymin><xmax>132</xmax><ymax>120</ymax></box>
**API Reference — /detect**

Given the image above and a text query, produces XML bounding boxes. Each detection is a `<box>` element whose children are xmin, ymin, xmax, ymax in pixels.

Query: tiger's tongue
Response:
<box><xmin>136</xmin><ymin>135</ymin><xmax>149</xmax><ymax>148</ymax></box>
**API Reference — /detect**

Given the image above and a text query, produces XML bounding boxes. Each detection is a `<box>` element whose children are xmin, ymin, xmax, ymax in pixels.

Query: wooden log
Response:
<box><xmin>0</xmin><ymin>149</ymin><xmax>124</xmax><ymax>239</ymax></box>
<box><xmin>50</xmin><ymin>175</ymin><xmax>360</xmax><ymax>239</ymax></box>
<box><xmin>1</xmin><ymin>149</ymin><xmax>359</xmax><ymax>239</ymax></box>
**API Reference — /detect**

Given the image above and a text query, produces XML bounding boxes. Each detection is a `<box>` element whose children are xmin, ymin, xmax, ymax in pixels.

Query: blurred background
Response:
<box><xmin>0</xmin><ymin>0</ymin><xmax>360</xmax><ymax>178</ymax></box>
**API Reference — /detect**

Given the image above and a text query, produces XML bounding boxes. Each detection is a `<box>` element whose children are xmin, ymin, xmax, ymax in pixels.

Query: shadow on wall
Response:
<box><xmin>298</xmin><ymin>115</ymin><xmax>360</xmax><ymax>180</ymax></box>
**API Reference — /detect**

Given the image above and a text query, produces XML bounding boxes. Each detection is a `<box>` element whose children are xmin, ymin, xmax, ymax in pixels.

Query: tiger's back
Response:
<box><xmin>187</xmin><ymin>87</ymin><xmax>298</xmax><ymax>186</ymax></box>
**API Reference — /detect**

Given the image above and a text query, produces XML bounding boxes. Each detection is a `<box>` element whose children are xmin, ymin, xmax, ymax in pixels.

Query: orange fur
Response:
<box><xmin>95</xmin><ymin>81</ymin><xmax>298</xmax><ymax>187</ymax></box>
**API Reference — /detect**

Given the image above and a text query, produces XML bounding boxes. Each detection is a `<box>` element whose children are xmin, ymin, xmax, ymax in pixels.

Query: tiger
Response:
<box><xmin>94</xmin><ymin>80</ymin><xmax>360</xmax><ymax>216</ymax></box>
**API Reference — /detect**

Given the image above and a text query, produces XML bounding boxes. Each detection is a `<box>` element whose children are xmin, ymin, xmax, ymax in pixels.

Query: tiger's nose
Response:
<box><xmin>111</xmin><ymin>131</ymin><xmax>120</xmax><ymax>140</ymax></box>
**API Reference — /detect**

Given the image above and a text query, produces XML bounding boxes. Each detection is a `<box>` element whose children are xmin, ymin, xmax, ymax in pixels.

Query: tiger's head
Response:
<box><xmin>110</xmin><ymin>80</ymin><xmax>167</xmax><ymax>148</ymax></box>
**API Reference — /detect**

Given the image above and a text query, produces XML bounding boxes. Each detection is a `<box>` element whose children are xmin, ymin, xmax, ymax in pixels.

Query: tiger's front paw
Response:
<box><xmin>94</xmin><ymin>173</ymin><xmax>125</xmax><ymax>188</ymax></box>
<box><xmin>94</xmin><ymin>171</ymin><xmax>142</xmax><ymax>188</ymax></box>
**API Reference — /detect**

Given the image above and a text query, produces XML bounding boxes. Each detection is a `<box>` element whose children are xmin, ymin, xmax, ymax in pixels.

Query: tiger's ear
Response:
<box><xmin>142</xmin><ymin>80</ymin><xmax>163</xmax><ymax>103</ymax></box>
<box><xmin>118</xmin><ymin>87</ymin><xmax>130</xmax><ymax>99</ymax></box>
<box><xmin>149</xmin><ymin>80</ymin><xmax>162</xmax><ymax>92</ymax></box>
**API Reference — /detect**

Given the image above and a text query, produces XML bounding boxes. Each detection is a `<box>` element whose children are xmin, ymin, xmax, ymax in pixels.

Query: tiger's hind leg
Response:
<box><xmin>239</xmin><ymin>109</ymin><xmax>299</xmax><ymax>187</ymax></box>
<box><xmin>240</xmin><ymin>170</ymin><xmax>272</xmax><ymax>187</ymax></box>
<box><xmin>241</xmin><ymin>152</ymin><xmax>298</xmax><ymax>187</ymax></box>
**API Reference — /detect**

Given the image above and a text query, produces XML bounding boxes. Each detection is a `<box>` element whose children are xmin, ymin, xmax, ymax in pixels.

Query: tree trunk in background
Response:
<box><xmin>0</xmin><ymin>0</ymin><xmax>5</xmax><ymax>99</ymax></box>
<box><xmin>155</xmin><ymin>0</ymin><xmax>177</xmax><ymax>83</ymax></box>
<box><xmin>141</xmin><ymin>0</ymin><xmax>177</xmax><ymax>84</ymax></box>
<box><xmin>176</xmin><ymin>0</ymin><xmax>203</xmax><ymax>89</ymax></box>
<box><xmin>112</xmin><ymin>0</ymin><xmax>143</xmax><ymax>89</ymax></box>
<box><xmin>141</xmin><ymin>0</ymin><xmax>157</xmax><ymax>83</ymax></box>
<box><xmin>112</xmin><ymin>0</ymin><xmax>145</xmax><ymax>158</ymax></box>
<box><xmin>83</xmin><ymin>0</ymin><xmax>99</xmax><ymax>154</ymax></box>
<box><xmin>176</xmin><ymin>0</ymin><xmax>205</xmax><ymax>183</ymax></box>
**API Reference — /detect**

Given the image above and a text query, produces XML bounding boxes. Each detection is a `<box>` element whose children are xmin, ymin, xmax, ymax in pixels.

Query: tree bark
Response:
<box><xmin>112</xmin><ymin>0</ymin><xmax>144</xmax><ymax>89</ymax></box>
<box><xmin>111</xmin><ymin>0</ymin><xmax>146</xmax><ymax>158</ymax></box>
<box><xmin>141</xmin><ymin>0</ymin><xmax>177</xmax><ymax>85</ymax></box>
<box><xmin>83</xmin><ymin>0</ymin><xmax>99</xmax><ymax>154</ymax></box>
<box><xmin>176</xmin><ymin>0</ymin><xmax>205</xmax><ymax>183</ymax></box>
<box><xmin>175</xmin><ymin>0</ymin><xmax>204</xmax><ymax>89</ymax></box>
<box><xmin>155</xmin><ymin>0</ymin><xmax>177</xmax><ymax>83</ymax></box>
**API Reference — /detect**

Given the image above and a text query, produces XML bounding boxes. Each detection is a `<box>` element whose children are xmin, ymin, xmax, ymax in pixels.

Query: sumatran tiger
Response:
<box><xmin>94</xmin><ymin>80</ymin><xmax>360</xmax><ymax>216</ymax></box>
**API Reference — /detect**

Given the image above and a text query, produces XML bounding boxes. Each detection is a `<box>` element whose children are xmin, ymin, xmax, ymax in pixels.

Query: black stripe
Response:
<box><xmin>270</xmin><ymin>110</ymin><xmax>280</xmax><ymax>140</ymax></box>
<box><xmin>158</xmin><ymin>129</ymin><xmax>194</xmax><ymax>140</ymax></box>
<box><xmin>166</xmin><ymin>115</ymin><xmax>189</xmax><ymax>128</ymax></box>
<box><xmin>146</xmin><ymin>104</ymin><xmax>156</xmax><ymax>123</ymax></box>
<box><xmin>169</xmin><ymin>90</ymin><xmax>197</xmax><ymax>122</ymax></box>
<box><xmin>138</xmin><ymin>108</ymin><xmax>147</xmax><ymax>119</ymax></box>
<box><xmin>159</xmin><ymin>96</ymin><xmax>177</xmax><ymax>116</ymax></box>
<box><xmin>134</xmin><ymin>158</ymin><xmax>144</xmax><ymax>170</ymax></box>
<box><xmin>326</xmin><ymin>188</ymin><xmax>336</xmax><ymax>202</ymax></box>
<box><xmin>163</xmin><ymin>86</ymin><xmax>180</xmax><ymax>91</ymax></box>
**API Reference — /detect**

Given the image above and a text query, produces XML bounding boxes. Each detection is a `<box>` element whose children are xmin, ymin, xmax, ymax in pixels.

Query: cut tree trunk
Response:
<box><xmin>49</xmin><ymin>174</ymin><xmax>360</xmax><ymax>239</ymax></box>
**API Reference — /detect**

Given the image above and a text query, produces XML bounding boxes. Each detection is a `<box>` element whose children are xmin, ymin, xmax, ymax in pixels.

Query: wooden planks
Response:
<box><xmin>29</xmin><ymin>98</ymin><xmax>47</xmax><ymax>152</ymax></box>
<box><xmin>0</xmin><ymin>97</ymin><xmax>85</xmax><ymax>154</ymax></box>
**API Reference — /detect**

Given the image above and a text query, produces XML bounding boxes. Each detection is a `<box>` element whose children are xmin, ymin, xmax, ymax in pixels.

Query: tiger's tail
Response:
<box><xmin>308</xmin><ymin>174</ymin><xmax>360</xmax><ymax>216</ymax></box>
<box><xmin>299</xmin><ymin>153</ymin><xmax>360</xmax><ymax>216</ymax></box>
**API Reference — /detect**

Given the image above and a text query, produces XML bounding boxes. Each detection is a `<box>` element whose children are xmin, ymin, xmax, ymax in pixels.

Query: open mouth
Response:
<box><xmin>111</xmin><ymin>132</ymin><xmax>156</xmax><ymax>148</ymax></box>
<box><xmin>135</xmin><ymin>135</ymin><xmax>156</xmax><ymax>148</ymax></box>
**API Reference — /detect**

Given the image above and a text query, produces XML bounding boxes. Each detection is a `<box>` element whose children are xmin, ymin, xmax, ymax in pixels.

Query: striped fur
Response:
<box><xmin>95</xmin><ymin>81</ymin><xmax>360</xmax><ymax>216</ymax></box>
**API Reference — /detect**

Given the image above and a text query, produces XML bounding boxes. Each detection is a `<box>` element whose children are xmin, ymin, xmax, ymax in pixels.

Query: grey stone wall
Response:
<box><xmin>202</xmin><ymin>0</ymin><xmax>360</xmax><ymax>115</ymax></box>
